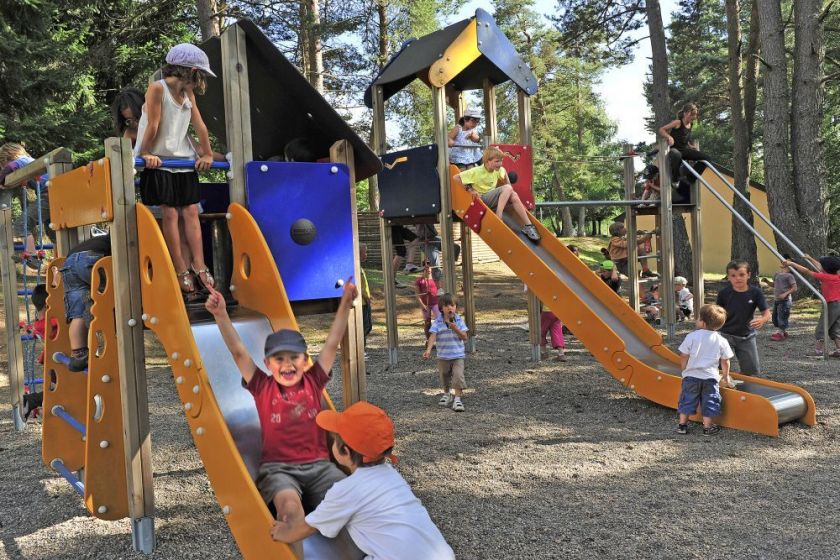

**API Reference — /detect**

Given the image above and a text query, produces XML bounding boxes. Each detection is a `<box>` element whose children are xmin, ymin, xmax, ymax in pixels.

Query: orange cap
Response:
<box><xmin>316</xmin><ymin>401</ymin><xmax>398</xmax><ymax>464</ymax></box>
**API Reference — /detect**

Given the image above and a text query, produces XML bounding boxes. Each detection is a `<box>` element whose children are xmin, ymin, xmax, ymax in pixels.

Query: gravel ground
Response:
<box><xmin>0</xmin><ymin>261</ymin><xmax>838</xmax><ymax>559</ymax></box>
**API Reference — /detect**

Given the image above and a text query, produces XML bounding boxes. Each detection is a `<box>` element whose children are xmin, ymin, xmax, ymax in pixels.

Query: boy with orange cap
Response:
<box><xmin>270</xmin><ymin>401</ymin><xmax>455</xmax><ymax>559</ymax></box>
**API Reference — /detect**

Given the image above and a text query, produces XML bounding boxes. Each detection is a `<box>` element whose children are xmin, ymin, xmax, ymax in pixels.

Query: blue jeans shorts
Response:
<box><xmin>61</xmin><ymin>251</ymin><xmax>103</xmax><ymax>321</ymax></box>
<box><xmin>677</xmin><ymin>376</ymin><xmax>721</xmax><ymax>418</ymax></box>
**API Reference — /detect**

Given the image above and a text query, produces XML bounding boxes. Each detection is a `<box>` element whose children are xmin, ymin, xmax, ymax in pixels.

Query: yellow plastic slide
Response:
<box><xmin>450</xmin><ymin>167</ymin><xmax>816</xmax><ymax>437</ymax></box>
<box><xmin>136</xmin><ymin>203</ymin><xmax>360</xmax><ymax>559</ymax></box>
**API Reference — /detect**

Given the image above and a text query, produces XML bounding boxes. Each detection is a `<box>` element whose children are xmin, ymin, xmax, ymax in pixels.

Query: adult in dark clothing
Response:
<box><xmin>658</xmin><ymin>103</ymin><xmax>712</xmax><ymax>186</ymax></box>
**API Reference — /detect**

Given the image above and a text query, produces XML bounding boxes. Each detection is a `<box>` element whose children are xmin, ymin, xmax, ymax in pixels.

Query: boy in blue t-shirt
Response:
<box><xmin>715</xmin><ymin>260</ymin><xmax>770</xmax><ymax>375</ymax></box>
<box><xmin>422</xmin><ymin>293</ymin><xmax>469</xmax><ymax>411</ymax></box>
<box><xmin>675</xmin><ymin>304</ymin><xmax>734</xmax><ymax>436</ymax></box>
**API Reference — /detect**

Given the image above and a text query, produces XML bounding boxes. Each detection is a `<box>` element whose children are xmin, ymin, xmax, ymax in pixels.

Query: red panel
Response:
<box><xmin>493</xmin><ymin>144</ymin><xmax>535</xmax><ymax>211</ymax></box>
<box><xmin>462</xmin><ymin>193</ymin><xmax>487</xmax><ymax>233</ymax></box>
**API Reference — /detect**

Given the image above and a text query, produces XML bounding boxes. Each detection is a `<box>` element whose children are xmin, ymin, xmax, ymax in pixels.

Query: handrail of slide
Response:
<box><xmin>450</xmin><ymin>165</ymin><xmax>815</xmax><ymax>436</ymax></box>
<box><xmin>135</xmin><ymin>202</ymin><xmax>297</xmax><ymax>560</ymax></box>
<box><xmin>684</xmin><ymin>162</ymin><xmax>830</xmax><ymax>358</ymax></box>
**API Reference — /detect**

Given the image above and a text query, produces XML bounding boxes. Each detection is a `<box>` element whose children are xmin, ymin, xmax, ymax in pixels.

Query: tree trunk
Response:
<box><xmin>299</xmin><ymin>0</ymin><xmax>324</xmax><ymax>93</ymax></box>
<box><xmin>757</xmin><ymin>0</ymin><xmax>800</xmax><ymax>255</ymax></box>
<box><xmin>646</xmin><ymin>0</ymin><xmax>670</xmax><ymax>124</ymax></box>
<box><xmin>577</xmin><ymin>206</ymin><xmax>586</xmax><ymax>237</ymax></box>
<box><xmin>791</xmin><ymin>0</ymin><xmax>828</xmax><ymax>257</ymax></box>
<box><xmin>725</xmin><ymin>0</ymin><xmax>759</xmax><ymax>275</ymax></box>
<box><xmin>196</xmin><ymin>0</ymin><xmax>220</xmax><ymax>40</ymax></box>
<box><xmin>744</xmin><ymin>0</ymin><xmax>760</xmax><ymax>142</ymax></box>
<box><xmin>551</xmin><ymin>170</ymin><xmax>575</xmax><ymax>235</ymax></box>
<box><xmin>647</xmin><ymin>0</ymin><xmax>693</xmax><ymax>279</ymax></box>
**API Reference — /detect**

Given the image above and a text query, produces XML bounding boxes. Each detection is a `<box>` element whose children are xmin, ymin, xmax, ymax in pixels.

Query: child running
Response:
<box><xmin>204</xmin><ymin>280</ymin><xmax>357</xmax><ymax>551</ymax></box>
<box><xmin>783</xmin><ymin>255</ymin><xmax>840</xmax><ymax>357</ymax></box>
<box><xmin>422</xmin><ymin>293</ymin><xmax>469</xmax><ymax>412</ymax></box>
<box><xmin>415</xmin><ymin>260</ymin><xmax>439</xmax><ymax>340</ymax></box>
<box><xmin>270</xmin><ymin>401</ymin><xmax>455</xmax><ymax>559</ymax></box>
<box><xmin>134</xmin><ymin>43</ymin><xmax>216</xmax><ymax>296</ymax></box>
<box><xmin>452</xmin><ymin>146</ymin><xmax>541</xmax><ymax>243</ymax></box>
<box><xmin>715</xmin><ymin>260</ymin><xmax>770</xmax><ymax>376</ymax></box>
<box><xmin>675</xmin><ymin>304</ymin><xmax>734</xmax><ymax>436</ymax></box>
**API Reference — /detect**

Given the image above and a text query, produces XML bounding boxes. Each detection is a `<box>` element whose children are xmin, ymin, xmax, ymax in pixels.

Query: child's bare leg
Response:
<box><xmin>424</xmin><ymin>319</ymin><xmax>431</xmax><ymax>339</ymax></box>
<box><xmin>69</xmin><ymin>317</ymin><xmax>87</xmax><ymax>351</ymax></box>
<box><xmin>678</xmin><ymin>413</ymin><xmax>689</xmax><ymax>425</ymax></box>
<box><xmin>701</xmin><ymin>416</ymin><xmax>713</xmax><ymax>429</ymax></box>
<box><xmin>509</xmin><ymin>191</ymin><xmax>531</xmax><ymax>226</ymax></box>
<box><xmin>495</xmin><ymin>186</ymin><xmax>512</xmax><ymax>217</ymax></box>
<box><xmin>181</xmin><ymin>204</ymin><xmax>209</xmax><ymax>276</ymax></box>
<box><xmin>178</xmin><ymin>216</ymin><xmax>193</xmax><ymax>271</ymax></box>
<box><xmin>161</xmin><ymin>206</ymin><xmax>187</xmax><ymax>273</ymax></box>
<box><xmin>271</xmin><ymin>489</ymin><xmax>306</xmax><ymax>556</ymax></box>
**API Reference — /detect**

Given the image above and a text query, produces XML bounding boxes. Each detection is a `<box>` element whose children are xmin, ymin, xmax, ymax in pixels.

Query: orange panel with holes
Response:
<box><xmin>48</xmin><ymin>159</ymin><xmax>114</xmax><ymax>229</ymax></box>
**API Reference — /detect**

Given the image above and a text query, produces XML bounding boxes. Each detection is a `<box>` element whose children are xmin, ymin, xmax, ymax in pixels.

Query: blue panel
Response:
<box><xmin>246</xmin><ymin>162</ymin><xmax>354</xmax><ymax>302</ymax></box>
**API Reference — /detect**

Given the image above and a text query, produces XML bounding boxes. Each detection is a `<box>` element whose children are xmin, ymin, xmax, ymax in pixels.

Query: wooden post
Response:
<box><xmin>221</xmin><ymin>24</ymin><xmax>253</xmax><ymax>206</ymax></box>
<box><xmin>105</xmin><ymin>137</ymin><xmax>155</xmax><ymax>554</ymax></box>
<box><xmin>516</xmin><ymin>89</ymin><xmax>540</xmax><ymax>362</ymax></box>
<box><xmin>330</xmin><ymin>140</ymin><xmax>366</xmax><ymax>404</ymax></box>
<box><xmin>370</xmin><ymin>85</ymin><xmax>398</xmax><ymax>365</ymax></box>
<box><xmin>623</xmin><ymin>144</ymin><xmax>640</xmax><ymax>312</ymax></box>
<box><xmin>451</xmin><ymin>94</ymin><xmax>476</xmax><ymax>353</ymax></box>
<box><xmin>690</xmin><ymin>181</ymin><xmax>704</xmax><ymax>309</ymax></box>
<box><xmin>433</xmin><ymin>86</ymin><xmax>457</xmax><ymax>301</ymax></box>
<box><xmin>657</xmin><ymin>138</ymin><xmax>676</xmax><ymax>339</ymax></box>
<box><xmin>0</xmin><ymin>206</ymin><xmax>25</xmax><ymax>430</ymax></box>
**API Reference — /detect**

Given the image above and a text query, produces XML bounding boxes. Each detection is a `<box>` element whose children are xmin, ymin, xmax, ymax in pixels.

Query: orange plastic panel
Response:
<box><xmin>83</xmin><ymin>257</ymin><xmax>129</xmax><ymax>520</ymax></box>
<box><xmin>136</xmin><ymin>203</ymin><xmax>296</xmax><ymax>560</ymax></box>
<box><xmin>48</xmin><ymin>159</ymin><xmax>114</xmax><ymax>229</ymax></box>
<box><xmin>42</xmin><ymin>258</ymin><xmax>87</xmax><ymax>470</ymax></box>
<box><xmin>429</xmin><ymin>19</ymin><xmax>481</xmax><ymax>87</ymax></box>
<box><xmin>449</xmin><ymin>165</ymin><xmax>816</xmax><ymax>437</ymax></box>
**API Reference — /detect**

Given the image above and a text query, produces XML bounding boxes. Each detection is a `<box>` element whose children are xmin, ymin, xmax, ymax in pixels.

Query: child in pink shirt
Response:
<box><xmin>415</xmin><ymin>260</ymin><xmax>439</xmax><ymax>339</ymax></box>
<box><xmin>783</xmin><ymin>255</ymin><xmax>840</xmax><ymax>357</ymax></box>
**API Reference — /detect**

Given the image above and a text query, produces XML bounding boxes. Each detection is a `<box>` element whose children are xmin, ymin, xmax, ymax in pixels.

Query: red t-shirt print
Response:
<box><xmin>247</xmin><ymin>362</ymin><xmax>331</xmax><ymax>465</ymax></box>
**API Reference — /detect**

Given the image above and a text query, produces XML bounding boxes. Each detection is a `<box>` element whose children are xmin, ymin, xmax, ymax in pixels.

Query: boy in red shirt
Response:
<box><xmin>204</xmin><ymin>280</ymin><xmax>358</xmax><ymax>550</ymax></box>
<box><xmin>783</xmin><ymin>255</ymin><xmax>840</xmax><ymax>357</ymax></box>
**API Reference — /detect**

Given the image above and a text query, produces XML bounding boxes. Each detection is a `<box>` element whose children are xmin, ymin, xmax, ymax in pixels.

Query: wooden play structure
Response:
<box><xmin>364</xmin><ymin>10</ymin><xmax>820</xmax><ymax>435</ymax></box>
<box><xmin>1</xmin><ymin>20</ymin><xmax>380</xmax><ymax>558</ymax></box>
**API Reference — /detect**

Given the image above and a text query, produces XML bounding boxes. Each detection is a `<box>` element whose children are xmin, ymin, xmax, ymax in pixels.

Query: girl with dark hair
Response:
<box><xmin>111</xmin><ymin>87</ymin><xmax>145</xmax><ymax>141</ymax></box>
<box><xmin>658</xmin><ymin>102</ymin><xmax>712</xmax><ymax>186</ymax></box>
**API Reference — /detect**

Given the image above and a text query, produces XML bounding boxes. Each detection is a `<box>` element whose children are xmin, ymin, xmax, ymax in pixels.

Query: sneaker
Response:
<box><xmin>452</xmin><ymin>398</ymin><xmax>465</xmax><ymax>412</ymax></box>
<box><xmin>438</xmin><ymin>393</ymin><xmax>453</xmax><ymax>407</ymax></box>
<box><xmin>641</xmin><ymin>270</ymin><xmax>659</xmax><ymax>278</ymax></box>
<box><xmin>520</xmin><ymin>224</ymin><xmax>541</xmax><ymax>243</ymax></box>
<box><xmin>674</xmin><ymin>424</ymin><xmax>688</xmax><ymax>435</ymax></box>
<box><xmin>394</xmin><ymin>280</ymin><xmax>408</xmax><ymax>289</ymax></box>
<box><xmin>555</xmin><ymin>350</ymin><xmax>566</xmax><ymax>362</ymax></box>
<box><xmin>68</xmin><ymin>355</ymin><xmax>89</xmax><ymax>372</ymax></box>
<box><xmin>703</xmin><ymin>425</ymin><xmax>721</xmax><ymax>436</ymax></box>
<box><xmin>403</xmin><ymin>264</ymin><xmax>421</xmax><ymax>273</ymax></box>
<box><xmin>770</xmin><ymin>332</ymin><xmax>785</xmax><ymax>342</ymax></box>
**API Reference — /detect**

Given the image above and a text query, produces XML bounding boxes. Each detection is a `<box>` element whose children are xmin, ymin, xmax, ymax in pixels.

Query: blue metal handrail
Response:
<box><xmin>133</xmin><ymin>158</ymin><xmax>230</xmax><ymax>170</ymax></box>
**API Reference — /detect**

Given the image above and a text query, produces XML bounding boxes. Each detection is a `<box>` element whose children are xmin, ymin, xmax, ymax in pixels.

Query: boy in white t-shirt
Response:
<box><xmin>270</xmin><ymin>401</ymin><xmax>455</xmax><ymax>560</ymax></box>
<box><xmin>675</xmin><ymin>304</ymin><xmax>734</xmax><ymax>436</ymax></box>
<box><xmin>674</xmin><ymin>276</ymin><xmax>693</xmax><ymax>320</ymax></box>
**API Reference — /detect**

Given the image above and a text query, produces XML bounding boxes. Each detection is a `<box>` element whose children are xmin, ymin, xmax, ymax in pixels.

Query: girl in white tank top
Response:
<box><xmin>135</xmin><ymin>44</ymin><xmax>217</xmax><ymax>296</ymax></box>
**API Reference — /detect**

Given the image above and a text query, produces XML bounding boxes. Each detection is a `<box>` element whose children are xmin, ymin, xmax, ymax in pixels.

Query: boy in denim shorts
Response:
<box><xmin>60</xmin><ymin>234</ymin><xmax>112</xmax><ymax>372</ymax></box>
<box><xmin>205</xmin><ymin>280</ymin><xmax>357</xmax><ymax>550</ymax></box>
<box><xmin>675</xmin><ymin>304</ymin><xmax>734</xmax><ymax>436</ymax></box>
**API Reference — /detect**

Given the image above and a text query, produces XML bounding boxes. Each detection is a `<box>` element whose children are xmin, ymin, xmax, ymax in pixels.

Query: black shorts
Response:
<box><xmin>139</xmin><ymin>168</ymin><xmax>201</xmax><ymax>208</ymax></box>
<box><xmin>391</xmin><ymin>225</ymin><xmax>417</xmax><ymax>258</ymax></box>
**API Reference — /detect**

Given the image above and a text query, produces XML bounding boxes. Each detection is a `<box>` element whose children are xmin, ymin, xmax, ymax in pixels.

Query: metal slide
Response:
<box><xmin>450</xmin><ymin>171</ymin><xmax>816</xmax><ymax>436</ymax></box>
<box><xmin>136</xmin><ymin>203</ymin><xmax>361</xmax><ymax>559</ymax></box>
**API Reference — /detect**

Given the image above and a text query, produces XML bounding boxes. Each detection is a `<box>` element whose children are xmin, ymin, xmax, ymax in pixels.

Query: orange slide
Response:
<box><xmin>451</xmin><ymin>169</ymin><xmax>816</xmax><ymax>437</ymax></box>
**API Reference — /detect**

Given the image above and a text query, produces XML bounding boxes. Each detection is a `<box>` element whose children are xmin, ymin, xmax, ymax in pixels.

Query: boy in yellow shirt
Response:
<box><xmin>452</xmin><ymin>146</ymin><xmax>541</xmax><ymax>243</ymax></box>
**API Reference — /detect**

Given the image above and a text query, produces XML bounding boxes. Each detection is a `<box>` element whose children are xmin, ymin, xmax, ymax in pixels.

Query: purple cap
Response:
<box><xmin>165</xmin><ymin>44</ymin><xmax>217</xmax><ymax>77</ymax></box>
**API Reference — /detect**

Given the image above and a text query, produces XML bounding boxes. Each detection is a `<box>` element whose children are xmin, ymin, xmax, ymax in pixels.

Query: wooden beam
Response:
<box><xmin>105</xmin><ymin>137</ymin><xmax>155</xmax><ymax>554</ymax></box>
<box><xmin>3</xmin><ymin>147</ymin><xmax>72</xmax><ymax>188</ymax></box>
<box><xmin>370</xmin><ymin>85</ymin><xmax>398</xmax><ymax>365</ymax></box>
<box><xmin>222</xmin><ymin>25</ymin><xmax>253</xmax><ymax>206</ymax></box>
<box><xmin>330</xmin><ymin>140</ymin><xmax>366</xmax><ymax>404</ymax></box>
<box><xmin>623</xmin><ymin>144</ymin><xmax>640</xmax><ymax>312</ymax></box>
<box><xmin>690</xmin><ymin>184</ymin><xmax>704</xmax><ymax>311</ymax></box>
<box><xmin>0</xmin><ymin>206</ymin><xmax>25</xmax><ymax>430</ymax></box>
<box><xmin>517</xmin><ymin>90</ymin><xmax>540</xmax><ymax>362</ymax></box>
<box><xmin>433</xmin><ymin>87</ymin><xmax>458</xmax><ymax>298</ymax></box>
<box><xmin>657</xmin><ymin>138</ymin><xmax>676</xmax><ymax>339</ymax></box>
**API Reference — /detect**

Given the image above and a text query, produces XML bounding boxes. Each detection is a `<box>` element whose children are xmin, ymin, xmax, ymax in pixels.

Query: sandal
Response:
<box><xmin>177</xmin><ymin>270</ymin><xmax>196</xmax><ymax>294</ymax></box>
<box><xmin>191</xmin><ymin>266</ymin><xmax>215</xmax><ymax>290</ymax></box>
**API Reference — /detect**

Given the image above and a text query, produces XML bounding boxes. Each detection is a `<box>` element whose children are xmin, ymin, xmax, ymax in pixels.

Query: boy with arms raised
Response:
<box><xmin>204</xmin><ymin>281</ymin><xmax>356</xmax><ymax>549</ymax></box>
<box><xmin>271</xmin><ymin>401</ymin><xmax>455</xmax><ymax>559</ymax></box>
<box><xmin>715</xmin><ymin>260</ymin><xmax>770</xmax><ymax>376</ymax></box>
<box><xmin>675</xmin><ymin>304</ymin><xmax>734</xmax><ymax>436</ymax></box>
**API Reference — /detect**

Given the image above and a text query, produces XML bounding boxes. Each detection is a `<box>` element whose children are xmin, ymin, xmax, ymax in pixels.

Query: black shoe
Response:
<box><xmin>68</xmin><ymin>355</ymin><xmax>89</xmax><ymax>372</ymax></box>
<box><xmin>674</xmin><ymin>424</ymin><xmax>688</xmax><ymax>435</ymax></box>
<box><xmin>520</xmin><ymin>224</ymin><xmax>541</xmax><ymax>243</ymax></box>
<box><xmin>703</xmin><ymin>425</ymin><xmax>721</xmax><ymax>436</ymax></box>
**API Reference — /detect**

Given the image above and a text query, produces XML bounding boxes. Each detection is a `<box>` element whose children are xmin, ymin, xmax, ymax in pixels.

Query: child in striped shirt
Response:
<box><xmin>422</xmin><ymin>293</ymin><xmax>469</xmax><ymax>412</ymax></box>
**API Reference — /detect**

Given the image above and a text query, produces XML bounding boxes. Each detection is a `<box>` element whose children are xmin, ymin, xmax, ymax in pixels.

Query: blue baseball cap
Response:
<box><xmin>264</xmin><ymin>329</ymin><xmax>307</xmax><ymax>357</ymax></box>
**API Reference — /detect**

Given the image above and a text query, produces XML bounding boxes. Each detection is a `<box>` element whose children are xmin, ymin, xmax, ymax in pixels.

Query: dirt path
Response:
<box><xmin>1</xmin><ymin>261</ymin><xmax>837</xmax><ymax>559</ymax></box>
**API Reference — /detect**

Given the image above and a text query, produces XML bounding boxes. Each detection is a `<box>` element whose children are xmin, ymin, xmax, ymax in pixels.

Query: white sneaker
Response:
<box><xmin>438</xmin><ymin>393</ymin><xmax>453</xmax><ymax>407</ymax></box>
<box><xmin>452</xmin><ymin>398</ymin><xmax>464</xmax><ymax>412</ymax></box>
